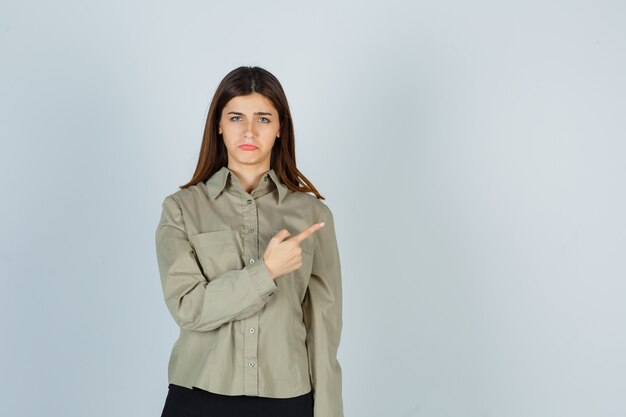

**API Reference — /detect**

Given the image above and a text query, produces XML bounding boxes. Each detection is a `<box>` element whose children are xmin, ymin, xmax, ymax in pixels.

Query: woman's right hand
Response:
<box><xmin>262</xmin><ymin>223</ymin><xmax>325</xmax><ymax>280</ymax></box>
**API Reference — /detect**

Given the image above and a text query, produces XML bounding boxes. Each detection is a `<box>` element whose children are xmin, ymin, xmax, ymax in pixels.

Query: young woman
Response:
<box><xmin>155</xmin><ymin>66</ymin><xmax>344</xmax><ymax>417</ymax></box>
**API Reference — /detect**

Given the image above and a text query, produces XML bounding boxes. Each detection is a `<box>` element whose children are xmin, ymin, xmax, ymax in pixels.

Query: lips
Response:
<box><xmin>239</xmin><ymin>144</ymin><xmax>258</xmax><ymax>150</ymax></box>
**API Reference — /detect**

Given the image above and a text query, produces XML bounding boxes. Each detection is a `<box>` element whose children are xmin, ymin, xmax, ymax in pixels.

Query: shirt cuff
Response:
<box><xmin>246</xmin><ymin>257</ymin><xmax>280</xmax><ymax>303</ymax></box>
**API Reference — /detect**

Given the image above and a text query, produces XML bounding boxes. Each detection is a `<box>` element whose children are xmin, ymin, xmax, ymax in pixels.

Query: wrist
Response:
<box><xmin>262</xmin><ymin>256</ymin><xmax>276</xmax><ymax>280</ymax></box>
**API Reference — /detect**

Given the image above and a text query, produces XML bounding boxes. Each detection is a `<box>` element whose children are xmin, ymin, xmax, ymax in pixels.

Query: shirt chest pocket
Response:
<box><xmin>189</xmin><ymin>230</ymin><xmax>242</xmax><ymax>281</ymax></box>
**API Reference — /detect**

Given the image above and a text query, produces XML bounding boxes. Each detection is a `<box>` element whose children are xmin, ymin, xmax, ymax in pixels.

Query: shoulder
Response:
<box><xmin>161</xmin><ymin>182</ymin><xmax>209</xmax><ymax>208</ymax></box>
<box><xmin>286</xmin><ymin>189</ymin><xmax>333</xmax><ymax>222</ymax></box>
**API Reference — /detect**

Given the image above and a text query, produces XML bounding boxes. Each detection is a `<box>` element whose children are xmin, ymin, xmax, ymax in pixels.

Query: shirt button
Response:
<box><xmin>248</xmin><ymin>362</ymin><xmax>254</xmax><ymax>367</ymax></box>
<box><xmin>249</xmin><ymin>258</ymin><xmax>255</xmax><ymax>264</ymax></box>
<box><xmin>249</xmin><ymin>327</ymin><xmax>255</xmax><ymax>334</ymax></box>
<box><xmin>246</xmin><ymin>199</ymin><xmax>253</xmax><ymax>204</ymax></box>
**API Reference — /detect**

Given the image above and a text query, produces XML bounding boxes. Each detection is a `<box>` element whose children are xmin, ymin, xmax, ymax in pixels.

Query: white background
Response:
<box><xmin>1</xmin><ymin>1</ymin><xmax>625</xmax><ymax>416</ymax></box>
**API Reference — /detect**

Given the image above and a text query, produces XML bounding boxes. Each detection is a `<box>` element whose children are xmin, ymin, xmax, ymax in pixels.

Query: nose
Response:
<box><xmin>243</xmin><ymin>118</ymin><xmax>256</xmax><ymax>138</ymax></box>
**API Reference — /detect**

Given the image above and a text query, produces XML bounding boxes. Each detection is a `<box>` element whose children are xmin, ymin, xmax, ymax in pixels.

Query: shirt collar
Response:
<box><xmin>205</xmin><ymin>166</ymin><xmax>288</xmax><ymax>204</ymax></box>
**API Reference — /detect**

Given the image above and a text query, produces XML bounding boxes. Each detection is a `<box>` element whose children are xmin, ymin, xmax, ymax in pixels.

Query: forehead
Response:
<box><xmin>223</xmin><ymin>93</ymin><xmax>277</xmax><ymax>113</ymax></box>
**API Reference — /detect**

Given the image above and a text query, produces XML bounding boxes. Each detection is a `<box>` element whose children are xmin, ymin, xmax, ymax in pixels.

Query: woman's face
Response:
<box><xmin>218</xmin><ymin>92</ymin><xmax>281</xmax><ymax>171</ymax></box>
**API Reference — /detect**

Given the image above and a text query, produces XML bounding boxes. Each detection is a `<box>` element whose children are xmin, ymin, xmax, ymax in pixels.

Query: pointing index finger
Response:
<box><xmin>292</xmin><ymin>222</ymin><xmax>325</xmax><ymax>243</ymax></box>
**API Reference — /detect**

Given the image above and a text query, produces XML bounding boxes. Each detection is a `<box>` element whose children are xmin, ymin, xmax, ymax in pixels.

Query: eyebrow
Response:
<box><xmin>226</xmin><ymin>111</ymin><xmax>274</xmax><ymax>116</ymax></box>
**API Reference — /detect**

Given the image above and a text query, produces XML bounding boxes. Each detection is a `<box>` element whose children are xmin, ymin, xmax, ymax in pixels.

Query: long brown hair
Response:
<box><xmin>179</xmin><ymin>66</ymin><xmax>325</xmax><ymax>200</ymax></box>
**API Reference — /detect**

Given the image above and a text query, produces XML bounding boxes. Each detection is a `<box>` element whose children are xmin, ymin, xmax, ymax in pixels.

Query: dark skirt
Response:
<box><xmin>161</xmin><ymin>383</ymin><xmax>314</xmax><ymax>417</ymax></box>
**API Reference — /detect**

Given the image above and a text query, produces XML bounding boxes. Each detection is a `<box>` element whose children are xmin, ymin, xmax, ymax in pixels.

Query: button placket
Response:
<box><xmin>243</xmin><ymin>296</ymin><xmax>261</xmax><ymax>394</ymax></box>
<box><xmin>242</xmin><ymin>192</ymin><xmax>261</xmax><ymax>395</ymax></box>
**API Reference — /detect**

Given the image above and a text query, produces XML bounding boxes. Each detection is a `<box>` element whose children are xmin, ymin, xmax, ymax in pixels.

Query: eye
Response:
<box><xmin>259</xmin><ymin>117</ymin><xmax>270</xmax><ymax>123</ymax></box>
<box><xmin>230</xmin><ymin>116</ymin><xmax>242</xmax><ymax>121</ymax></box>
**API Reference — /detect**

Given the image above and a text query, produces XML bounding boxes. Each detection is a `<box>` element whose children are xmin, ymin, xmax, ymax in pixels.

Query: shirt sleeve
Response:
<box><xmin>155</xmin><ymin>195</ymin><xmax>280</xmax><ymax>332</ymax></box>
<box><xmin>302</xmin><ymin>203</ymin><xmax>344</xmax><ymax>417</ymax></box>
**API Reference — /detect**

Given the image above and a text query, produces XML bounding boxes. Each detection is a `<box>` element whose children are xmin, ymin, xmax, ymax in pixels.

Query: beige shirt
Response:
<box><xmin>155</xmin><ymin>166</ymin><xmax>343</xmax><ymax>417</ymax></box>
